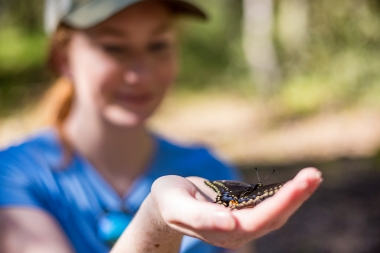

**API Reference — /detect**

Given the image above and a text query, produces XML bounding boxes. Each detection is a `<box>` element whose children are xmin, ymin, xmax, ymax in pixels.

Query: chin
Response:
<box><xmin>103</xmin><ymin>107</ymin><xmax>151</xmax><ymax>128</ymax></box>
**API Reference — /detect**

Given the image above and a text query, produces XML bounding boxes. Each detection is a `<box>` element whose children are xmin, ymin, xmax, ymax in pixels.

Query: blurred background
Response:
<box><xmin>1</xmin><ymin>0</ymin><xmax>380</xmax><ymax>252</ymax></box>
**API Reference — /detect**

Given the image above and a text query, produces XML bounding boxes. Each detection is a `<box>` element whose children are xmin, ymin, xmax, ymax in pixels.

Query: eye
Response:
<box><xmin>101</xmin><ymin>44</ymin><xmax>128</xmax><ymax>55</ymax></box>
<box><xmin>148</xmin><ymin>41</ymin><xmax>170</xmax><ymax>53</ymax></box>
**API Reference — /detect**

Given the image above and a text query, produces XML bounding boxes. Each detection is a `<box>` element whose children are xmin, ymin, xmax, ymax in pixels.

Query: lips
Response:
<box><xmin>115</xmin><ymin>92</ymin><xmax>153</xmax><ymax>106</ymax></box>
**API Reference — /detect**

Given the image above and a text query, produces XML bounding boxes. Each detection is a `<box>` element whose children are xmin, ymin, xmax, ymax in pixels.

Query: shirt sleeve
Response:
<box><xmin>0</xmin><ymin>146</ymin><xmax>45</xmax><ymax>208</ymax></box>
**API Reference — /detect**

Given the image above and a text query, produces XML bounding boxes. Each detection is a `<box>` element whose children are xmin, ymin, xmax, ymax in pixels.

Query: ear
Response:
<box><xmin>60</xmin><ymin>59</ymin><xmax>73</xmax><ymax>81</ymax></box>
<box><xmin>50</xmin><ymin>43</ymin><xmax>73</xmax><ymax>80</ymax></box>
<box><xmin>58</xmin><ymin>49</ymin><xmax>73</xmax><ymax>80</ymax></box>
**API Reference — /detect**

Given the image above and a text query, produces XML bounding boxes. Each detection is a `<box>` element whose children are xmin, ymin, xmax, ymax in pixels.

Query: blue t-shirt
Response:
<box><xmin>0</xmin><ymin>128</ymin><xmax>239</xmax><ymax>253</ymax></box>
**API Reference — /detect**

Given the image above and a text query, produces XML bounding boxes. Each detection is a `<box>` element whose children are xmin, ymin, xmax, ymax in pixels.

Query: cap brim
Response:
<box><xmin>164</xmin><ymin>0</ymin><xmax>207</xmax><ymax>20</ymax></box>
<box><xmin>63</xmin><ymin>0</ymin><xmax>207</xmax><ymax>29</ymax></box>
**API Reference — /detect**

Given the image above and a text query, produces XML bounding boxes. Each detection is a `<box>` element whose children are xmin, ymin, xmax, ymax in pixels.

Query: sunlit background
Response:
<box><xmin>1</xmin><ymin>0</ymin><xmax>380</xmax><ymax>252</ymax></box>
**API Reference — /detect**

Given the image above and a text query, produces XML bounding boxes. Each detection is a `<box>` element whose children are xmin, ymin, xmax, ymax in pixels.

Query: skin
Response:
<box><xmin>112</xmin><ymin>168</ymin><xmax>322</xmax><ymax>252</ymax></box>
<box><xmin>0</xmin><ymin>2</ymin><xmax>323</xmax><ymax>253</ymax></box>
<box><xmin>62</xmin><ymin>2</ymin><xmax>179</xmax><ymax>196</ymax></box>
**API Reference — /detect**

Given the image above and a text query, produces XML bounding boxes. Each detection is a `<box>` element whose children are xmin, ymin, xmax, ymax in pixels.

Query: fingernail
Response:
<box><xmin>314</xmin><ymin>171</ymin><xmax>322</xmax><ymax>180</ymax></box>
<box><xmin>298</xmin><ymin>181</ymin><xmax>308</xmax><ymax>190</ymax></box>
<box><xmin>214</xmin><ymin>212</ymin><xmax>235</xmax><ymax>230</ymax></box>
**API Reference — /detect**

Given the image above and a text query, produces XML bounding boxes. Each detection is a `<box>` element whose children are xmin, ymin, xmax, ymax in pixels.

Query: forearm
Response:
<box><xmin>0</xmin><ymin>208</ymin><xmax>74</xmax><ymax>253</ymax></box>
<box><xmin>111</xmin><ymin>169</ymin><xmax>322</xmax><ymax>252</ymax></box>
<box><xmin>111</xmin><ymin>194</ymin><xmax>183</xmax><ymax>253</ymax></box>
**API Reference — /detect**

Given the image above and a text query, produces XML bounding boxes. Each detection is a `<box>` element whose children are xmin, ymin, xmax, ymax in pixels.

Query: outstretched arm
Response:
<box><xmin>0</xmin><ymin>208</ymin><xmax>75</xmax><ymax>253</ymax></box>
<box><xmin>111</xmin><ymin>167</ymin><xmax>322</xmax><ymax>252</ymax></box>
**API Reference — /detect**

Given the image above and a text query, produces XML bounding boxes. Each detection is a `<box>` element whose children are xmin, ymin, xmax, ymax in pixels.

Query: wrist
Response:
<box><xmin>144</xmin><ymin>193</ymin><xmax>182</xmax><ymax>235</ymax></box>
<box><xmin>111</xmin><ymin>194</ymin><xmax>183</xmax><ymax>253</ymax></box>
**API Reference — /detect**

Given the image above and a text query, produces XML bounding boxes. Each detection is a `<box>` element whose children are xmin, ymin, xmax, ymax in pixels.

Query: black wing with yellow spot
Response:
<box><xmin>204</xmin><ymin>180</ymin><xmax>285</xmax><ymax>209</ymax></box>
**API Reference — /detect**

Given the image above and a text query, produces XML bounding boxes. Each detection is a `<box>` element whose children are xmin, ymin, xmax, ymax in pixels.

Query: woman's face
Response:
<box><xmin>63</xmin><ymin>2</ymin><xmax>179</xmax><ymax>127</ymax></box>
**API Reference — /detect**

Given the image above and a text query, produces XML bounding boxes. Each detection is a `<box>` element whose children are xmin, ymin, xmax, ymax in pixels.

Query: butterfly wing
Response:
<box><xmin>204</xmin><ymin>180</ymin><xmax>285</xmax><ymax>209</ymax></box>
<box><xmin>204</xmin><ymin>180</ymin><xmax>259</xmax><ymax>207</ymax></box>
<box><xmin>234</xmin><ymin>182</ymin><xmax>285</xmax><ymax>209</ymax></box>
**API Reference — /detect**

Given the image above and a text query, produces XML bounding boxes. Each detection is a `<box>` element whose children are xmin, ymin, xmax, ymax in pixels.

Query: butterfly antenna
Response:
<box><xmin>255</xmin><ymin>168</ymin><xmax>275</xmax><ymax>183</ymax></box>
<box><xmin>262</xmin><ymin>169</ymin><xmax>276</xmax><ymax>182</ymax></box>
<box><xmin>255</xmin><ymin>168</ymin><xmax>261</xmax><ymax>183</ymax></box>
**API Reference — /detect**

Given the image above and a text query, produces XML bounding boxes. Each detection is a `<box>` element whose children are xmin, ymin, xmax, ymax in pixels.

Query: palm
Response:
<box><xmin>150</xmin><ymin>168</ymin><xmax>322</xmax><ymax>249</ymax></box>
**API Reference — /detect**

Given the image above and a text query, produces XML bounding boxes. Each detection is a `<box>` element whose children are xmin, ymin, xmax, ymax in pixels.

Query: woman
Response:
<box><xmin>0</xmin><ymin>1</ymin><xmax>322</xmax><ymax>253</ymax></box>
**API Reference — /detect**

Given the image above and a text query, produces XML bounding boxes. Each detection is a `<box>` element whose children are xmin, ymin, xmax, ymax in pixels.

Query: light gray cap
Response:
<box><xmin>44</xmin><ymin>0</ymin><xmax>207</xmax><ymax>33</ymax></box>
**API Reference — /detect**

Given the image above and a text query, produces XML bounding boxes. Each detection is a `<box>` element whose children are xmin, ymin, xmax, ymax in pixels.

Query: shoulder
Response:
<box><xmin>154</xmin><ymin>135</ymin><xmax>240</xmax><ymax>181</ymax></box>
<box><xmin>0</xmin><ymin>128</ymin><xmax>64</xmax><ymax>207</ymax></box>
<box><xmin>0</xmin><ymin>128</ymin><xmax>63</xmax><ymax>174</ymax></box>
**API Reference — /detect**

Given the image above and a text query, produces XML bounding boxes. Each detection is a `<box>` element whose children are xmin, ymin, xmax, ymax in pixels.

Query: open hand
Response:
<box><xmin>150</xmin><ymin>167</ymin><xmax>322</xmax><ymax>249</ymax></box>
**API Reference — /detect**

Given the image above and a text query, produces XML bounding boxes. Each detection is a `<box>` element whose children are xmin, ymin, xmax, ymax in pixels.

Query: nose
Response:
<box><xmin>123</xmin><ymin>71</ymin><xmax>139</xmax><ymax>84</ymax></box>
<box><xmin>123</xmin><ymin>54</ymin><xmax>150</xmax><ymax>85</ymax></box>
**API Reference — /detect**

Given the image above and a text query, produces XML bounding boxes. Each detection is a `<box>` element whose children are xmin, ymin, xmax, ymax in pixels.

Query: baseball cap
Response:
<box><xmin>44</xmin><ymin>0</ymin><xmax>207</xmax><ymax>33</ymax></box>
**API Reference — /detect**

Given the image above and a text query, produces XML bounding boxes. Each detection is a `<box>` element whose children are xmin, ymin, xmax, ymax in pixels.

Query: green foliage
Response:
<box><xmin>0</xmin><ymin>27</ymin><xmax>48</xmax><ymax>116</ymax></box>
<box><xmin>0</xmin><ymin>27</ymin><xmax>47</xmax><ymax>73</ymax></box>
<box><xmin>274</xmin><ymin>0</ymin><xmax>380</xmax><ymax>117</ymax></box>
<box><xmin>0</xmin><ymin>0</ymin><xmax>47</xmax><ymax>116</ymax></box>
<box><xmin>2</xmin><ymin>0</ymin><xmax>380</xmax><ymax>119</ymax></box>
<box><xmin>0</xmin><ymin>0</ymin><xmax>44</xmax><ymax>32</ymax></box>
<box><xmin>176</xmin><ymin>0</ymin><xmax>248</xmax><ymax>91</ymax></box>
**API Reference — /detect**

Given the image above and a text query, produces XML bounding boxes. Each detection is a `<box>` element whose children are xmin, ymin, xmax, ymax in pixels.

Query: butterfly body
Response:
<box><xmin>204</xmin><ymin>180</ymin><xmax>285</xmax><ymax>209</ymax></box>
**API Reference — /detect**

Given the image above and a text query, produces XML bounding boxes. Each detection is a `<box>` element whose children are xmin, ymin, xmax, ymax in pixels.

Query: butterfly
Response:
<box><xmin>204</xmin><ymin>169</ymin><xmax>285</xmax><ymax>209</ymax></box>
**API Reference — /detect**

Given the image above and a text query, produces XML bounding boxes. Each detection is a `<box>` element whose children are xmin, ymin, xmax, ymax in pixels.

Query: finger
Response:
<box><xmin>233</xmin><ymin>167</ymin><xmax>322</xmax><ymax>231</ymax></box>
<box><xmin>186</xmin><ymin>176</ymin><xmax>216</xmax><ymax>201</ymax></box>
<box><xmin>152</xmin><ymin>176</ymin><xmax>236</xmax><ymax>231</ymax></box>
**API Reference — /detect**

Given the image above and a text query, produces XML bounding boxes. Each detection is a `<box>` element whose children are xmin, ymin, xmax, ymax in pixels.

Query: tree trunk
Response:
<box><xmin>277</xmin><ymin>0</ymin><xmax>309</xmax><ymax>55</ymax></box>
<box><xmin>242</xmin><ymin>0</ymin><xmax>281</xmax><ymax>94</ymax></box>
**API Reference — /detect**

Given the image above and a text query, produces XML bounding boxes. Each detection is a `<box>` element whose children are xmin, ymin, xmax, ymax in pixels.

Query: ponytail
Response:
<box><xmin>37</xmin><ymin>77</ymin><xmax>74</xmax><ymax>127</ymax></box>
<box><xmin>36</xmin><ymin>24</ymin><xmax>75</xmax><ymax>166</ymax></box>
